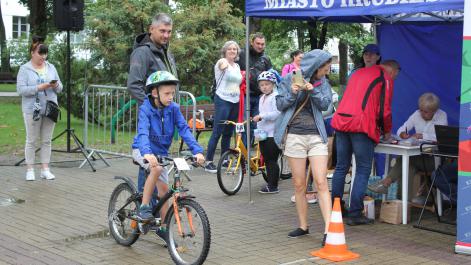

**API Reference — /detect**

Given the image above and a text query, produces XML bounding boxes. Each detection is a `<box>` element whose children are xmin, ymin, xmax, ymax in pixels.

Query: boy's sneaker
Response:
<box><xmin>258</xmin><ymin>185</ymin><xmax>279</xmax><ymax>194</ymax></box>
<box><xmin>346</xmin><ymin>215</ymin><xmax>374</xmax><ymax>226</ymax></box>
<box><xmin>156</xmin><ymin>227</ymin><xmax>169</xmax><ymax>244</ymax></box>
<box><xmin>40</xmin><ymin>169</ymin><xmax>55</xmax><ymax>180</ymax></box>
<box><xmin>137</xmin><ymin>204</ymin><xmax>153</xmax><ymax>222</ymax></box>
<box><xmin>288</xmin><ymin>227</ymin><xmax>309</xmax><ymax>238</ymax></box>
<box><xmin>204</xmin><ymin>162</ymin><xmax>217</xmax><ymax>173</ymax></box>
<box><xmin>25</xmin><ymin>169</ymin><xmax>35</xmax><ymax>181</ymax></box>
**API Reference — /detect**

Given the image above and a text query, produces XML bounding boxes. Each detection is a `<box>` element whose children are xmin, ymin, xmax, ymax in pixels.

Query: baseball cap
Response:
<box><xmin>363</xmin><ymin>44</ymin><xmax>380</xmax><ymax>55</ymax></box>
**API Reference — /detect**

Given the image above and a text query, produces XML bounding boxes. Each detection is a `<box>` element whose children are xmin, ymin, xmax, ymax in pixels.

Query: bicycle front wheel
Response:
<box><xmin>166</xmin><ymin>198</ymin><xmax>211</xmax><ymax>265</ymax></box>
<box><xmin>217</xmin><ymin>150</ymin><xmax>244</xmax><ymax>195</ymax></box>
<box><xmin>108</xmin><ymin>183</ymin><xmax>140</xmax><ymax>246</ymax></box>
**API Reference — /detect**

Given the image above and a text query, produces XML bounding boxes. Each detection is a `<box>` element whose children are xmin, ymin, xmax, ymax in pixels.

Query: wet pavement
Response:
<box><xmin>0</xmin><ymin>158</ymin><xmax>469</xmax><ymax>264</ymax></box>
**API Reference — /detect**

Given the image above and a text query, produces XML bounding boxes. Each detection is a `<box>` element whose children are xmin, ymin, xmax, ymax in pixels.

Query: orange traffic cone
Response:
<box><xmin>311</xmin><ymin>197</ymin><xmax>360</xmax><ymax>262</ymax></box>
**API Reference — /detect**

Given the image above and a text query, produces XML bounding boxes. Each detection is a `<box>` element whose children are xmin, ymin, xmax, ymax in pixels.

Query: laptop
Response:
<box><xmin>434</xmin><ymin>125</ymin><xmax>459</xmax><ymax>155</ymax></box>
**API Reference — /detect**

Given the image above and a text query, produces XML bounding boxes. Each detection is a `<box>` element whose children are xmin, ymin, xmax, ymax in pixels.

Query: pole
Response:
<box><xmin>245</xmin><ymin>16</ymin><xmax>252</xmax><ymax>203</ymax></box>
<box><xmin>66</xmin><ymin>30</ymin><xmax>71</xmax><ymax>152</ymax></box>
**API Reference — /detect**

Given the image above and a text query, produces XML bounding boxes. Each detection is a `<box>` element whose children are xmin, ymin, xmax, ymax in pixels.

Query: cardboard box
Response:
<box><xmin>379</xmin><ymin>200</ymin><xmax>410</xmax><ymax>224</ymax></box>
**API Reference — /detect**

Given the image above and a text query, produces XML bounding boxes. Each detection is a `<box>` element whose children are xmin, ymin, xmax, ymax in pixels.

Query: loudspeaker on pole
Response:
<box><xmin>53</xmin><ymin>0</ymin><xmax>84</xmax><ymax>31</ymax></box>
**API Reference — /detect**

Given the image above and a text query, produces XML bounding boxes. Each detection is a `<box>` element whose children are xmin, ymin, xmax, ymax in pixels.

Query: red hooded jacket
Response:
<box><xmin>331</xmin><ymin>65</ymin><xmax>393</xmax><ymax>143</ymax></box>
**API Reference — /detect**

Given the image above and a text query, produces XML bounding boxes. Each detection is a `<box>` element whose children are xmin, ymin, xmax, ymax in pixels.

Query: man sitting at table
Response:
<box><xmin>368</xmin><ymin>92</ymin><xmax>448</xmax><ymax>205</ymax></box>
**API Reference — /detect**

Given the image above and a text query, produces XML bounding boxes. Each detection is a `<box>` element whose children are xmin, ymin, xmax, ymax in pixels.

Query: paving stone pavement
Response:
<box><xmin>0</xmin><ymin>158</ymin><xmax>470</xmax><ymax>265</ymax></box>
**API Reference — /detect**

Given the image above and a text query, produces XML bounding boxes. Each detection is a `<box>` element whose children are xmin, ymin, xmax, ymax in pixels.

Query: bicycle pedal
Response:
<box><xmin>138</xmin><ymin>223</ymin><xmax>150</xmax><ymax>234</ymax></box>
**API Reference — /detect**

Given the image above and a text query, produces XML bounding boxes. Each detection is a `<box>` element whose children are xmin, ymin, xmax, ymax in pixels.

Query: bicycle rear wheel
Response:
<box><xmin>108</xmin><ymin>183</ymin><xmax>140</xmax><ymax>246</ymax></box>
<box><xmin>166</xmin><ymin>198</ymin><xmax>211</xmax><ymax>265</ymax></box>
<box><xmin>217</xmin><ymin>150</ymin><xmax>244</xmax><ymax>195</ymax></box>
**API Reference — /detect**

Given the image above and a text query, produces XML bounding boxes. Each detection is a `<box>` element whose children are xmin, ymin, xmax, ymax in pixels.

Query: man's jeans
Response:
<box><xmin>331</xmin><ymin>131</ymin><xmax>374</xmax><ymax>217</ymax></box>
<box><xmin>206</xmin><ymin>95</ymin><xmax>238</xmax><ymax>161</ymax></box>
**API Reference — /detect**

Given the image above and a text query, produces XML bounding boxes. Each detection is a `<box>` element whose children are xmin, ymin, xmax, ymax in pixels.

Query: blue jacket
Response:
<box><xmin>132</xmin><ymin>98</ymin><xmax>203</xmax><ymax>156</ymax></box>
<box><xmin>274</xmin><ymin>49</ymin><xmax>333</xmax><ymax>148</ymax></box>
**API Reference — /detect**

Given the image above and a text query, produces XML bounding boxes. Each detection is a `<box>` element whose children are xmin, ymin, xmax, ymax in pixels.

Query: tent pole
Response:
<box><xmin>246</xmin><ymin>16</ymin><xmax>253</xmax><ymax>204</ymax></box>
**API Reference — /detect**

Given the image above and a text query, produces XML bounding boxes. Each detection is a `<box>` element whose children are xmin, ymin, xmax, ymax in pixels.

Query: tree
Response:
<box><xmin>0</xmin><ymin>3</ymin><xmax>11</xmax><ymax>72</ymax></box>
<box><xmin>172</xmin><ymin>0</ymin><xmax>245</xmax><ymax>95</ymax></box>
<box><xmin>86</xmin><ymin>0</ymin><xmax>169</xmax><ymax>85</ymax></box>
<box><xmin>19</xmin><ymin>0</ymin><xmax>51</xmax><ymax>37</ymax></box>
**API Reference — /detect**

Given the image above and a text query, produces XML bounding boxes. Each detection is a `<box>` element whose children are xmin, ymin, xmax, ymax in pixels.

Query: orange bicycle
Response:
<box><xmin>216</xmin><ymin>120</ymin><xmax>268</xmax><ymax>195</ymax></box>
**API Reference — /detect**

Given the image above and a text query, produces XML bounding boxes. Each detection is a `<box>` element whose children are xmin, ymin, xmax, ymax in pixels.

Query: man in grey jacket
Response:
<box><xmin>127</xmin><ymin>13</ymin><xmax>178</xmax><ymax>105</ymax></box>
<box><xmin>127</xmin><ymin>13</ymin><xmax>178</xmax><ymax>210</ymax></box>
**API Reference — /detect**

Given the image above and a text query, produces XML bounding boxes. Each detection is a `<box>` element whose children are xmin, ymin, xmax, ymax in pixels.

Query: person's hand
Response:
<box><xmin>291</xmin><ymin>83</ymin><xmax>301</xmax><ymax>94</ymax></box>
<box><xmin>194</xmin><ymin>153</ymin><xmax>205</xmax><ymax>166</ymax></box>
<box><xmin>399</xmin><ymin>132</ymin><xmax>410</xmax><ymax>139</ymax></box>
<box><xmin>413</xmin><ymin>133</ymin><xmax>423</xmax><ymax>139</ymax></box>
<box><xmin>252</xmin><ymin>115</ymin><xmax>262</xmax><ymax>122</ymax></box>
<box><xmin>37</xmin><ymin>83</ymin><xmax>52</xmax><ymax>91</ymax></box>
<box><xmin>384</xmin><ymin>132</ymin><xmax>392</xmax><ymax>141</ymax></box>
<box><xmin>51</xmin><ymin>82</ymin><xmax>59</xmax><ymax>89</ymax></box>
<box><xmin>304</xmin><ymin>82</ymin><xmax>314</xmax><ymax>91</ymax></box>
<box><xmin>143</xmin><ymin>154</ymin><xmax>159</xmax><ymax>168</ymax></box>
<box><xmin>218</xmin><ymin>58</ymin><xmax>229</xmax><ymax>70</ymax></box>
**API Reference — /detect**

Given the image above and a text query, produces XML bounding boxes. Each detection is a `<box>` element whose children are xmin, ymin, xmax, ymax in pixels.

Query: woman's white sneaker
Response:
<box><xmin>25</xmin><ymin>169</ymin><xmax>35</xmax><ymax>181</ymax></box>
<box><xmin>40</xmin><ymin>169</ymin><xmax>55</xmax><ymax>180</ymax></box>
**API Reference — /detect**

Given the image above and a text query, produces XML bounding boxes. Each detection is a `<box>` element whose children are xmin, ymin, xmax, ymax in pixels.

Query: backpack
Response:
<box><xmin>331</xmin><ymin>67</ymin><xmax>387</xmax><ymax>142</ymax></box>
<box><xmin>209</xmin><ymin>68</ymin><xmax>226</xmax><ymax>100</ymax></box>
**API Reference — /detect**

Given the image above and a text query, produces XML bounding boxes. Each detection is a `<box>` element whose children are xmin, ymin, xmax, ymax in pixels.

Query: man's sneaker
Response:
<box><xmin>40</xmin><ymin>169</ymin><xmax>55</xmax><ymax>180</ymax></box>
<box><xmin>156</xmin><ymin>227</ymin><xmax>169</xmax><ymax>244</ymax></box>
<box><xmin>137</xmin><ymin>204</ymin><xmax>153</xmax><ymax>222</ymax></box>
<box><xmin>411</xmin><ymin>195</ymin><xmax>426</xmax><ymax>205</ymax></box>
<box><xmin>204</xmin><ymin>162</ymin><xmax>217</xmax><ymax>173</ymax></box>
<box><xmin>288</xmin><ymin>227</ymin><xmax>309</xmax><ymax>238</ymax></box>
<box><xmin>346</xmin><ymin>215</ymin><xmax>374</xmax><ymax>226</ymax></box>
<box><xmin>25</xmin><ymin>169</ymin><xmax>35</xmax><ymax>181</ymax></box>
<box><xmin>280</xmin><ymin>173</ymin><xmax>292</xmax><ymax>180</ymax></box>
<box><xmin>258</xmin><ymin>185</ymin><xmax>279</xmax><ymax>194</ymax></box>
<box><xmin>367</xmin><ymin>180</ymin><xmax>388</xmax><ymax>194</ymax></box>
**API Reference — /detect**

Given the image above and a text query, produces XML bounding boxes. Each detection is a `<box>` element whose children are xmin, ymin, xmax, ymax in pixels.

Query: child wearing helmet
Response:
<box><xmin>131</xmin><ymin>71</ymin><xmax>205</xmax><ymax>242</ymax></box>
<box><xmin>253</xmin><ymin>71</ymin><xmax>281</xmax><ymax>194</ymax></box>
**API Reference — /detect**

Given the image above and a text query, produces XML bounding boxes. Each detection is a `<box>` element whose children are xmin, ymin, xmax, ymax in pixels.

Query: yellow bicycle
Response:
<box><xmin>216</xmin><ymin>120</ymin><xmax>268</xmax><ymax>195</ymax></box>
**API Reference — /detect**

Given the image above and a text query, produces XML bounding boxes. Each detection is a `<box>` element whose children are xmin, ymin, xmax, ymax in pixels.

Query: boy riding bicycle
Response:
<box><xmin>131</xmin><ymin>71</ymin><xmax>205</xmax><ymax>242</ymax></box>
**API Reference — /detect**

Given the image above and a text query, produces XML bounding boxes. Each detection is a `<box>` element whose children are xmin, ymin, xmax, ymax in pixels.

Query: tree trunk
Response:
<box><xmin>307</xmin><ymin>20</ymin><xmax>318</xmax><ymax>50</ymax></box>
<box><xmin>317</xmin><ymin>22</ymin><xmax>328</xmax><ymax>49</ymax></box>
<box><xmin>297</xmin><ymin>27</ymin><xmax>304</xmax><ymax>51</ymax></box>
<box><xmin>29</xmin><ymin>0</ymin><xmax>48</xmax><ymax>37</ymax></box>
<box><xmin>0</xmin><ymin>3</ymin><xmax>11</xmax><ymax>72</ymax></box>
<box><xmin>338</xmin><ymin>39</ymin><xmax>349</xmax><ymax>96</ymax></box>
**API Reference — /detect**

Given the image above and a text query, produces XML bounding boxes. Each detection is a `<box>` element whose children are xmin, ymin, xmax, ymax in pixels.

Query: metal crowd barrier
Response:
<box><xmin>83</xmin><ymin>85</ymin><xmax>196</xmax><ymax>167</ymax></box>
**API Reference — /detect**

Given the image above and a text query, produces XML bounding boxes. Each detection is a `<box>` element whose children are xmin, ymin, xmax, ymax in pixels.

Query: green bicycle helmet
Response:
<box><xmin>145</xmin><ymin>71</ymin><xmax>179</xmax><ymax>108</ymax></box>
<box><xmin>145</xmin><ymin>71</ymin><xmax>179</xmax><ymax>93</ymax></box>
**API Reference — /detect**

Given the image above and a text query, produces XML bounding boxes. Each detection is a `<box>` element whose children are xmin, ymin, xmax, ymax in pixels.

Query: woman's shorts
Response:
<box><xmin>284</xmin><ymin>134</ymin><xmax>328</xmax><ymax>158</ymax></box>
<box><xmin>132</xmin><ymin>149</ymin><xmax>169</xmax><ymax>183</ymax></box>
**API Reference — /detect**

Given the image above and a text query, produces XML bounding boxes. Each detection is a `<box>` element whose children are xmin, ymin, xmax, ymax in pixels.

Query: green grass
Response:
<box><xmin>0</xmin><ymin>97</ymin><xmax>212</xmax><ymax>156</ymax></box>
<box><xmin>0</xmin><ymin>84</ymin><xmax>16</xmax><ymax>92</ymax></box>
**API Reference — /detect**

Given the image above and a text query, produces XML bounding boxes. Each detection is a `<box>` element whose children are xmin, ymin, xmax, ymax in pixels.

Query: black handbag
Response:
<box><xmin>45</xmin><ymin>100</ymin><xmax>60</xmax><ymax>123</ymax></box>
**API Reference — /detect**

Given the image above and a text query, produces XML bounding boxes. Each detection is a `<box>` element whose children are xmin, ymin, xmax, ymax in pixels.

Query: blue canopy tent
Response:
<box><xmin>244</xmin><ymin>0</ymin><xmax>469</xmax><ymax>255</ymax></box>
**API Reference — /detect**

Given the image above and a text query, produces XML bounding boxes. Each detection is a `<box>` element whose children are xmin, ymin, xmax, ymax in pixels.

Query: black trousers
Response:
<box><xmin>259</xmin><ymin>137</ymin><xmax>281</xmax><ymax>188</ymax></box>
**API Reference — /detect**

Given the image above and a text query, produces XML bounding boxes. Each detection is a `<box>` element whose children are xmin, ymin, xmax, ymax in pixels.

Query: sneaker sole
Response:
<box><xmin>204</xmin><ymin>169</ymin><xmax>217</xmax><ymax>173</ymax></box>
<box><xmin>287</xmin><ymin>233</ymin><xmax>309</xmax><ymax>238</ymax></box>
<box><xmin>258</xmin><ymin>190</ymin><xmax>279</xmax><ymax>194</ymax></box>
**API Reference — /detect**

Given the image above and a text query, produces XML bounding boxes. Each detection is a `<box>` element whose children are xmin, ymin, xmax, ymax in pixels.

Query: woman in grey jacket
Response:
<box><xmin>274</xmin><ymin>49</ymin><xmax>332</xmax><ymax>244</ymax></box>
<box><xmin>17</xmin><ymin>36</ymin><xmax>63</xmax><ymax>181</ymax></box>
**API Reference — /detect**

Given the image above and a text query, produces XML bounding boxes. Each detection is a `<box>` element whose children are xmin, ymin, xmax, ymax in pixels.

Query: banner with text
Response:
<box><xmin>456</xmin><ymin>0</ymin><xmax>471</xmax><ymax>256</ymax></box>
<box><xmin>246</xmin><ymin>0</ymin><xmax>463</xmax><ymax>19</ymax></box>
